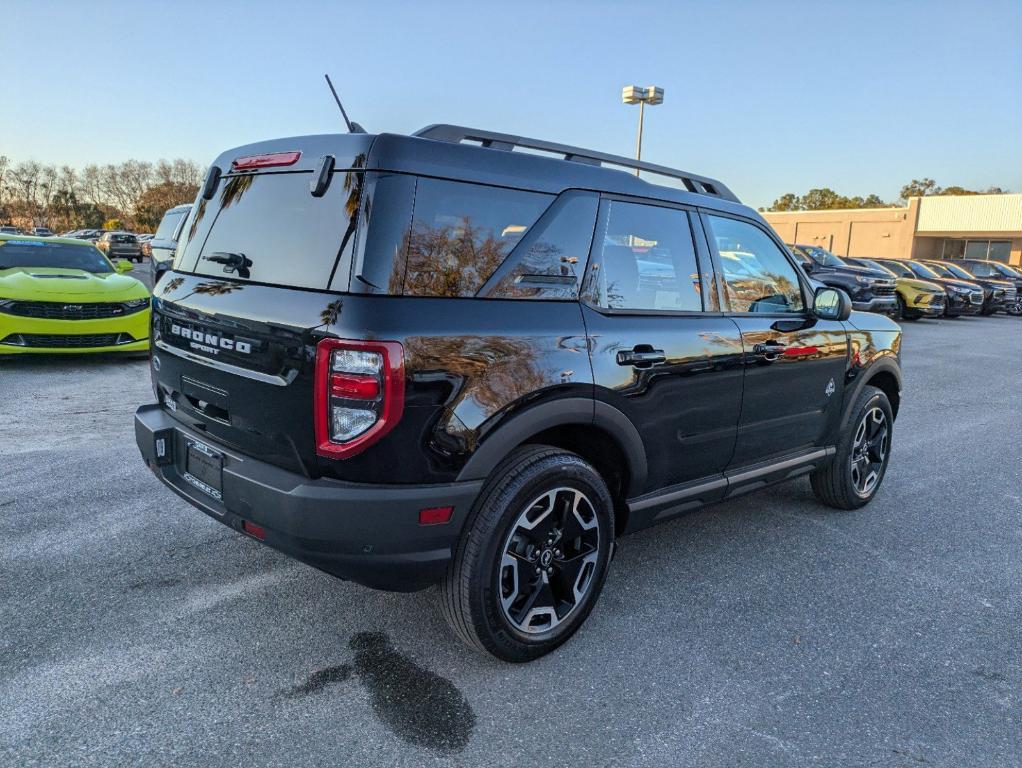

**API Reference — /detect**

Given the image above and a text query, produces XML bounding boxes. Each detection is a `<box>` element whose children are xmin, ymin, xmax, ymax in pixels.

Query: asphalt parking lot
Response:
<box><xmin>1</xmin><ymin>314</ymin><xmax>1020</xmax><ymax>768</ymax></box>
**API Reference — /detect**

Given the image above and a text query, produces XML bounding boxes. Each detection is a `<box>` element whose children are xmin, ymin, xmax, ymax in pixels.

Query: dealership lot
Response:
<box><xmin>1</xmin><ymin>316</ymin><xmax>1020</xmax><ymax>767</ymax></box>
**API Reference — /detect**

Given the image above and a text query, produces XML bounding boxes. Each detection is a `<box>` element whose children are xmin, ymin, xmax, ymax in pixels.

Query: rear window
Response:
<box><xmin>112</xmin><ymin>233</ymin><xmax>137</xmax><ymax>243</ymax></box>
<box><xmin>0</xmin><ymin>240</ymin><xmax>112</xmax><ymax>273</ymax></box>
<box><xmin>154</xmin><ymin>208</ymin><xmax>188</xmax><ymax>240</ymax></box>
<box><xmin>178</xmin><ymin>170</ymin><xmax>362</xmax><ymax>290</ymax></box>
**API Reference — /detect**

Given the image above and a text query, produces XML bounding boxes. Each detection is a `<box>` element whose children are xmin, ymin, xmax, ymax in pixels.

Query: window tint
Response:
<box><xmin>907</xmin><ymin>261</ymin><xmax>941</xmax><ymax>280</ymax></box>
<box><xmin>592</xmin><ymin>200</ymin><xmax>702</xmax><ymax>312</ymax></box>
<box><xmin>0</xmin><ymin>240</ymin><xmax>112</xmax><ymax>273</ymax></box>
<box><xmin>347</xmin><ymin>173</ymin><xmax>417</xmax><ymax>294</ymax></box>
<box><xmin>944</xmin><ymin>263</ymin><xmax>975</xmax><ymax>280</ymax></box>
<box><xmin>485</xmin><ymin>192</ymin><xmax>598</xmax><ymax>300</ymax></box>
<box><xmin>878</xmin><ymin>259</ymin><xmax>912</xmax><ymax>278</ymax></box>
<box><xmin>187</xmin><ymin>170</ymin><xmax>363</xmax><ymax>289</ymax></box>
<box><xmin>706</xmin><ymin>216</ymin><xmax>804</xmax><ymax>313</ymax></box>
<box><xmin>398</xmin><ymin>178</ymin><xmax>552</xmax><ymax>297</ymax></box>
<box><xmin>964</xmin><ymin>261</ymin><xmax>996</xmax><ymax>277</ymax></box>
<box><xmin>154</xmin><ymin>208</ymin><xmax>187</xmax><ymax>240</ymax></box>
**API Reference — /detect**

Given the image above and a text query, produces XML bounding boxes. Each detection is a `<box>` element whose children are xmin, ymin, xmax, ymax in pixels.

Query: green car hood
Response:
<box><xmin>0</xmin><ymin>267</ymin><xmax>149</xmax><ymax>301</ymax></box>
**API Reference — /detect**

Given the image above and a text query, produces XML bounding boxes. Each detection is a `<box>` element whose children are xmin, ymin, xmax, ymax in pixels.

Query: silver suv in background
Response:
<box><xmin>96</xmin><ymin>231</ymin><xmax>144</xmax><ymax>263</ymax></box>
<box><xmin>147</xmin><ymin>203</ymin><xmax>192</xmax><ymax>285</ymax></box>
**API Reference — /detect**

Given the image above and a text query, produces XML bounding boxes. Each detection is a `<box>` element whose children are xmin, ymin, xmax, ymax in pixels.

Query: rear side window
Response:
<box><xmin>398</xmin><ymin>178</ymin><xmax>552</xmax><ymax>297</ymax></box>
<box><xmin>590</xmin><ymin>200</ymin><xmax>703</xmax><ymax>312</ymax></box>
<box><xmin>154</xmin><ymin>208</ymin><xmax>188</xmax><ymax>240</ymax></box>
<box><xmin>481</xmin><ymin>192</ymin><xmax>599</xmax><ymax>300</ymax></box>
<box><xmin>181</xmin><ymin>171</ymin><xmax>362</xmax><ymax>290</ymax></box>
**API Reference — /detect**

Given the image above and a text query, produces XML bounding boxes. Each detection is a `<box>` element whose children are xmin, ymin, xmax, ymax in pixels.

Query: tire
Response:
<box><xmin>896</xmin><ymin>295</ymin><xmax>919</xmax><ymax>321</ymax></box>
<box><xmin>440</xmin><ymin>445</ymin><xmax>615</xmax><ymax>662</ymax></box>
<box><xmin>810</xmin><ymin>385</ymin><xmax>893</xmax><ymax>510</ymax></box>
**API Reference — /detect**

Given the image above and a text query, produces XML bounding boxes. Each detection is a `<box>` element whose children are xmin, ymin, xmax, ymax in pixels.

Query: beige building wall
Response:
<box><xmin>762</xmin><ymin>202</ymin><xmax>918</xmax><ymax>259</ymax></box>
<box><xmin>762</xmin><ymin>194</ymin><xmax>1022</xmax><ymax>265</ymax></box>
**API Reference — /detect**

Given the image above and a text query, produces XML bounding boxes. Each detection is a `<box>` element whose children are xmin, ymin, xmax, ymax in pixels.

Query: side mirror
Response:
<box><xmin>813</xmin><ymin>286</ymin><xmax>851</xmax><ymax>321</ymax></box>
<box><xmin>116</xmin><ymin>259</ymin><xmax>134</xmax><ymax>273</ymax></box>
<box><xmin>153</xmin><ymin>260</ymin><xmax>171</xmax><ymax>285</ymax></box>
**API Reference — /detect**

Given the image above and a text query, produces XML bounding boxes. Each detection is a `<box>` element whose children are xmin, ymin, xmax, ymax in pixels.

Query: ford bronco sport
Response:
<box><xmin>135</xmin><ymin>125</ymin><xmax>902</xmax><ymax>661</ymax></box>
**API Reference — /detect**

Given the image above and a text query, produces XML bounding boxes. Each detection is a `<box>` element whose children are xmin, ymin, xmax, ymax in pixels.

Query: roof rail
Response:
<box><xmin>413</xmin><ymin>124</ymin><xmax>740</xmax><ymax>203</ymax></box>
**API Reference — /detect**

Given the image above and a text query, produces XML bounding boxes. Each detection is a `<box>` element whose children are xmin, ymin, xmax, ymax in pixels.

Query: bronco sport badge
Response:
<box><xmin>170</xmin><ymin>323</ymin><xmax>252</xmax><ymax>355</ymax></box>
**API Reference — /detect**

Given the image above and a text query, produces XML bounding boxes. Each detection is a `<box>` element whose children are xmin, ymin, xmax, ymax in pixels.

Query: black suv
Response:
<box><xmin>923</xmin><ymin>260</ymin><xmax>1016</xmax><ymax>315</ymax></box>
<box><xmin>134</xmin><ymin>126</ymin><xmax>903</xmax><ymax>661</ymax></box>
<box><xmin>957</xmin><ymin>259</ymin><xmax>1022</xmax><ymax>315</ymax></box>
<box><xmin>787</xmin><ymin>245</ymin><xmax>898</xmax><ymax>315</ymax></box>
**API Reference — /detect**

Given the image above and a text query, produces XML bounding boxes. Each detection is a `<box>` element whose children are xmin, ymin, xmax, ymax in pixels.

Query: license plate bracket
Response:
<box><xmin>184</xmin><ymin>440</ymin><xmax>223</xmax><ymax>502</ymax></box>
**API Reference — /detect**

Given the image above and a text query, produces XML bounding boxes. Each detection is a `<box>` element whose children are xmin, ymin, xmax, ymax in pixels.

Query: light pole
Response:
<box><xmin>621</xmin><ymin>85</ymin><xmax>664</xmax><ymax>176</ymax></box>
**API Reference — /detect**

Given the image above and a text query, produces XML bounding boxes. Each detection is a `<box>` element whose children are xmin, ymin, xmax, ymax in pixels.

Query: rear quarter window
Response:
<box><xmin>154</xmin><ymin>208</ymin><xmax>188</xmax><ymax>240</ymax></box>
<box><xmin>394</xmin><ymin>178</ymin><xmax>553</xmax><ymax>297</ymax></box>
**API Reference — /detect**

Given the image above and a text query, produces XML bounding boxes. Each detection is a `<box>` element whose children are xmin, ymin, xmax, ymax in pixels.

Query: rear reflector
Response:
<box><xmin>419</xmin><ymin>506</ymin><xmax>454</xmax><ymax>526</ymax></box>
<box><xmin>232</xmin><ymin>151</ymin><xmax>301</xmax><ymax>170</ymax></box>
<box><xmin>242</xmin><ymin>520</ymin><xmax>266</xmax><ymax>540</ymax></box>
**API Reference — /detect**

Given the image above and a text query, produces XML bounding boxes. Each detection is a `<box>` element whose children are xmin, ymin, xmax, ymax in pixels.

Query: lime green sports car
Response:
<box><xmin>0</xmin><ymin>234</ymin><xmax>151</xmax><ymax>355</ymax></box>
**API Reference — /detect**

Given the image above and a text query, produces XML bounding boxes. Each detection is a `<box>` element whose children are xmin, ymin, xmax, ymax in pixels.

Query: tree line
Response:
<box><xmin>764</xmin><ymin>179</ymin><xmax>1009</xmax><ymax>212</ymax></box>
<box><xmin>0</xmin><ymin>156</ymin><xmax>202</xmax><ymax>233</ymax></box>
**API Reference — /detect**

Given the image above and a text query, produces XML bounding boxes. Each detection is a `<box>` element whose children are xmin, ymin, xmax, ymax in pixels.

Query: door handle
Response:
<box><xmin>616</xmin><ymin>348</ymin><xmax>667</xmax><ymax>367</ymax></box>
<box><xmin>753</xmin><ymin>341</ymin><xmax>787</xmax><ymax>359</ymax></box>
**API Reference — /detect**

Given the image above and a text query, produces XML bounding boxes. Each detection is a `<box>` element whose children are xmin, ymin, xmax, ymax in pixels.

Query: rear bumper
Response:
<box><xmin>134</xmin><ymin>404</ymin><xmax>482</xmax><ymax>591</ymax></box>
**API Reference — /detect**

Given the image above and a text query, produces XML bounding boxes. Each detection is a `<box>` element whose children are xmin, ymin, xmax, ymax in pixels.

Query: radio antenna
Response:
<box><xmin>324</xmin><ymin>74</ymin><xmax>364</xmax><ymax>133</ymax></box>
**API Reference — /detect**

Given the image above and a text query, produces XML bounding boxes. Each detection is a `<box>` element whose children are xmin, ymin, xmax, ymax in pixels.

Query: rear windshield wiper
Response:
<box><xmin>205</xmin><ymin>251</ymin><xmax>253</xmax><ymax>278</ymax></box>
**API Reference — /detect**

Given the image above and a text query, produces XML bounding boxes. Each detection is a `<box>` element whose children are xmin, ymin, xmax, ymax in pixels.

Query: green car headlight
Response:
<box><xmin>123</xmin><ymin>297</ymin><xmax>150</xmax><ymax>308</ymax></box>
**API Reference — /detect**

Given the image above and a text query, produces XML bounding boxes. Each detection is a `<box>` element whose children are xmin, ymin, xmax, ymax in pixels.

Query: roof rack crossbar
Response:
<box><xmin>413</xmin><ymin>124</ymin><xmax>739</xmax><ymax>203</ymax></box>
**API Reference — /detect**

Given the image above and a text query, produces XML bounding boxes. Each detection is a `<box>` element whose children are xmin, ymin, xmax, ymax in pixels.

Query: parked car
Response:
<box><xmin>146</xmin><ymin>204</ymin><xmax>192</xmax><ymax>285</ymax></box>
<box><xmin>847</xmin><ymin>258</ymin><xmax>945</xmax><ymax>320</ymax></box>
<box><xmin>29</xmin><ymin>227</ymin><xmax>54</xmax><ymax>237</ymax></box>
<box><xmin>0</xmin><ymin>234</ymin><xmax>150</xmax><ymax>355</ymax></box>
<box><xmin>788</xmin><ymin>244</ymin><xmax>898</xmax><ymax>315</ymax></box>
<box><xmin>0</xmin><ymin>225</ymin><xmax>21</xmax><ymax>235</ymax></box>
<box><xmin>957</xmin><ymin>259</ymin><xmax>1022</xmax><ymax>316</ymax></box>
<box><xmin>880</xmin><ymin>259</ymin><xmax>983</xmax><ymax>316</ymax></box>
<box><xmin>96</xmin><ymin>231</ymin><xmax>144</xmax><ymax>263</ymax></box>
<box><xmin>923</xmin><ymin>260</ymin><xmax>1015</xmax><ymax>315</ymax></box>
<box><xmin>134</xmin><ymin>125</ymin><xmax>902</xmax><ymax>661</ymax></box>
<box><xmin>64</xmin><ymin>228</ymin><xmax>102</xmax><ymax>241</ymax></box>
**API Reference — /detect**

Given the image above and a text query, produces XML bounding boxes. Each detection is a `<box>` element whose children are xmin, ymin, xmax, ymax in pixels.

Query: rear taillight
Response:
<box><xmin>314</xmin><ymin>339</ymin><xmax>405</xmax><ymax>459</ymax></box>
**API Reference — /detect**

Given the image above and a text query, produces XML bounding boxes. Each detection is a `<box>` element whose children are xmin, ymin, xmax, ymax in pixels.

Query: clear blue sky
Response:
<box><xmin>3</xmin><ymin>0</ymin><xmax>1020</xmax><ymax>208</ymax></box>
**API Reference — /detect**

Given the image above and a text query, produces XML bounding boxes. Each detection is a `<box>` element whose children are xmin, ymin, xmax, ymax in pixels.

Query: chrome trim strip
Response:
<box><xmin>154</xmin><ymin>339</ymin><xmax>296</xmax><ymax>386</ymax></box>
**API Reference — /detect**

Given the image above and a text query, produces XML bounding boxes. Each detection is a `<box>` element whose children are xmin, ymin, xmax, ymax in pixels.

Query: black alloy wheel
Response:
<box><xmin>849</xmin><ymin>406</ymin><xmax>889</xmax><ymax>498</ymax></box>
<box><xmin>498</xmin><ymin>487</ymin><xmax>601</xmax><ymax>634</ymax></box>
<box><xmin>810</xmin><ymin>385</ymin><xmax>894</xmax><ymax>510</ymax></box>
<box><xmin>440</xmin><ymin>445</ymin><xmax>614</xmax><ymax>662</ymax></box>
